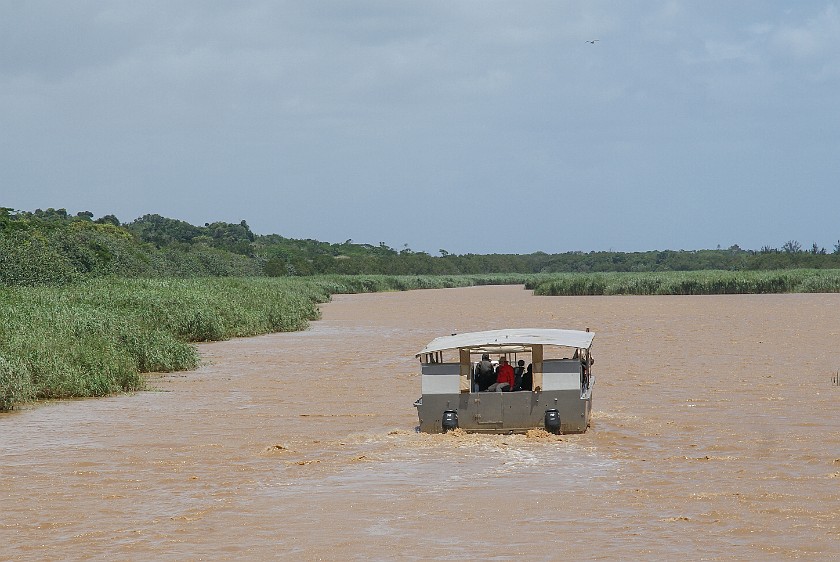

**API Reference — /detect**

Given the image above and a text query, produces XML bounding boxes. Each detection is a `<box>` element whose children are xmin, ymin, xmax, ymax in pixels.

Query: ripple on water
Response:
<box><xmin>263</xmin><ymin>430</ymin><xmax>620</xmax><ymax>502</ymax></box>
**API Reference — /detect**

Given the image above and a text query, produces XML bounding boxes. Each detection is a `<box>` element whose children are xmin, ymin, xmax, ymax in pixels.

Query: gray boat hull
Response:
<box><xmin>414</xmin><ymin>389</ymin><xmax>591</xmax><ymax>434</ymax></box>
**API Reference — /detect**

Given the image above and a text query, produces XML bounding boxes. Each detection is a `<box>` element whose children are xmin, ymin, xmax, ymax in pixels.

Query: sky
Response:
<box><xmin>2</xmin><ymin>1</ymin><xmax>840</xmax><ymax>254</ymax></box>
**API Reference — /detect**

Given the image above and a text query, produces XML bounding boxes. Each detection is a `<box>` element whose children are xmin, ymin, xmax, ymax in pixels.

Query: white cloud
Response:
<box><xmin>772</xmin><ymin>3</ymin><xmax>840</xmax><ymax>58</ymax></box>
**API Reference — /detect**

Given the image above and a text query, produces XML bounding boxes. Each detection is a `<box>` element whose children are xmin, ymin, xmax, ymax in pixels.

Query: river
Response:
<box><xmin>2</xmin><ymin>286</ymin><xmax>839</xmax><ymax>560</ymax></box>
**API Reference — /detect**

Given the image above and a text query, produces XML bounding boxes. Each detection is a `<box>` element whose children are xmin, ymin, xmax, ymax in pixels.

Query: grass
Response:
<box><xmin>528</xmin><ymin>269</ymin><xmax>840</xmax><ymax>296</ymax></box>
<box><xmin>0</xmin><ymin>274</ymin><xmax>526</xmax><ymax>410</ymax></box>
<box><xmin>0</xmin><ymin>277</ymin><xmax>319</xmax><ymax>410</ymax></box>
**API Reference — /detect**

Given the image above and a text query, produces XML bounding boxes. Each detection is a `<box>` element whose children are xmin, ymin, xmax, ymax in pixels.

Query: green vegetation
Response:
<box><xmin>528</xmin><ymin>269</ymin><xmax>840</xmax><ymax>296</ymax></box>
<box><xmin>4</xmin><ymin>208</ymin><xmax>840</xmax><ymax>286</ymax></box>
<box><xmin>0</xmin><ymin>275</ymin><xmax>526</xmax><ymax>411</ymax></box>
<box><xmin>0</xmin><ymin>277</ymin><xmax>315</xmax><ymax>410</ymax></box>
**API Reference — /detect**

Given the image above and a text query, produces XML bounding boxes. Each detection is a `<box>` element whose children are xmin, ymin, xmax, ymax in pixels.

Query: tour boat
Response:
<box><xmin>413</xmin><ymin>328</ymin><xmax>595</xmax><ymax>434</ymax></box>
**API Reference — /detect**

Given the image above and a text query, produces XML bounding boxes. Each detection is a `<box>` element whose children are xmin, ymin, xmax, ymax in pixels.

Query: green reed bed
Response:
<box><xmin>529</xmin><ymin>269</ymin><xmax>840</xmax><ymax>296</ymax></box>
<box><xmin>0</xmin><ymin>274</ymin><xmax>529</xmax><ymax>410</ymax></box>
<box><xmin>309</xmin><ymin>273</ymin><xmax>531</xmax><ymax>294</ymax></box>
<box><xmin>0</xmin><ymin>277</ymin><xmax>326</xmax><ymax>410</ymax></box>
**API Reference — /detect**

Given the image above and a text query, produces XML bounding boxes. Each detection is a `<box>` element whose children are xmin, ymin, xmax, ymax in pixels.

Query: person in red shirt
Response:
<box><xmin>487</xmin><ymin>356</ymin><xmax>515</xmax><ymax>392</ymax></box>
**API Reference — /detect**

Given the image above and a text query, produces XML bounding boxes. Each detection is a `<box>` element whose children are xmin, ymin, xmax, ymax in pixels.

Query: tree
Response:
<box><xmin>782</xmin><ymin>240</ymin><xmax>802</xmax><ymax>254</ymax></box>
<box><xmin>95</xmin><ymin>214</ymin><xmax>121</xmax><ymax>227</ymax></box>
<box><xmin>811</xmin><ymin>242</ymin><xmax>826</xmax><ymax>255</ymax></box>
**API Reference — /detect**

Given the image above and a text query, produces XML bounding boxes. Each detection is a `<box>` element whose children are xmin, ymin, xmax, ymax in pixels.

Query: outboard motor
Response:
<box><xmin>441</xmin><ymin>410</ymin><xmax>458</xmax><ymax>432</ymax></box>
<box><xmin>544</xmin><ymin>409</ymin><xmax>561</xmax><ymax>434</ymax></box>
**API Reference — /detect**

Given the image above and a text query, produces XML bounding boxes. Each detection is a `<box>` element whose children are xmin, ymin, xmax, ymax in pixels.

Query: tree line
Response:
<box><xmin>2</xmin><ymin>207</ymin><xmax>839</xmax><ymax>286</ymax></box>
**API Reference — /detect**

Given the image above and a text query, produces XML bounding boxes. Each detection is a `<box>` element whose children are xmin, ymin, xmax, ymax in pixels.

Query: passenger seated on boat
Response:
<box><xmin>513</xmin><ymin>360</ymin><xmax>525</xmax><ymax>390</ymax></box>
<box><xmin>519</xmin><ymin>363</ymin><xmax>533</xmax><ymax>391</ymax></box>
<box><xmin>487</xmin><ymin>357</ymin><xmax>515</xmax><ymax>392</ymax></box>
<box><xmin>475</xmin><ymin>353</ymin><xmax>495</xmax><ymax>391</ymax></box>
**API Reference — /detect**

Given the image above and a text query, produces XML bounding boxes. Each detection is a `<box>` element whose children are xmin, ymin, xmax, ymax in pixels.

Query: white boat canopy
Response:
<box><xmin>416</xmin><ymin>328</ymin><xmax>594</xmax><ymax>358</ymax></box>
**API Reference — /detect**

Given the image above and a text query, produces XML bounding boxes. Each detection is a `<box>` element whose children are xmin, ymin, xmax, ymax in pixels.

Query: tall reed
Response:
<box><xmin>0</xmin><ymin>274</ymin><xmax>526</xmax><ymax>410</ymax></box>
<box><xmin>530</xmin><ymin>269</ymin><xmax>840</xmax><ymax>296</ymax></box>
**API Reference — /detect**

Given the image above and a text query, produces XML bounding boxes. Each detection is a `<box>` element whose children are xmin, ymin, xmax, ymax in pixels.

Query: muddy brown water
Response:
<box><xmin>3</xmin><ymin>286</ymin><xmax>839</xmax><ymax>560</ymax></box>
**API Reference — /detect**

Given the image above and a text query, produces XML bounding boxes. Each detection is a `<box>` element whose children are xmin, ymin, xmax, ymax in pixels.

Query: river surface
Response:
<box><xmin>3</xmin><ymin>286</ymin><xmax>840</xmax><ymax>560</ymax></box>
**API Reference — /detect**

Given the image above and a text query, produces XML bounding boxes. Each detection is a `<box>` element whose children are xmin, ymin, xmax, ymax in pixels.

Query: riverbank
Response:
<box><xmin>0</xmin><ymin>275</ymin><xmax>525</xmax><ymax>410</ymax></box>
<box><xmin>529</xmin><ymin>268</ymin><xmax>840</xmax><ymax>295</ymax></box>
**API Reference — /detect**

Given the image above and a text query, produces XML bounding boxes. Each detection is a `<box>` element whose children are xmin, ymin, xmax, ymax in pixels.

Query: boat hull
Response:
<box><xmin>414</xmin><ymin>389</ymin><xmax>591</xmax><ymax>434</ymax></box>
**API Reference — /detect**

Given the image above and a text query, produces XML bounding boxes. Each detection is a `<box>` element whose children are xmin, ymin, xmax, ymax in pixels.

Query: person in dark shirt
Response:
<box><xmin>513</xmin><ymin>359</ymin><xmax>526</xmax><ymax>390</ymax></box>
<box><xmin>475</xmin><ymin>353</ymin><xmax>495</xmax><ymax>391</ymax></box>
<box><xmin>519</xmin><ymin>363</ymin><xmax>533</xmax><ymax>391</ymax></box>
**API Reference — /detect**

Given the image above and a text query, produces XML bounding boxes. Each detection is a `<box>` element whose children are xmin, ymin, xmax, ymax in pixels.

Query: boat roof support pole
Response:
<box><xmin>532</xmin><ymin>344</ymin><xmax>543</xmax><ymax>392</ymax></box>
<box><xmin>459</xmin><ymin>348</ymin><xmax>471</xmax><ymax>393</ymax></box>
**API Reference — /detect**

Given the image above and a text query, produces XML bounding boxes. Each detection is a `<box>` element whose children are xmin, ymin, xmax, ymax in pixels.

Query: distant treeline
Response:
<box><xmin>3</xmin><ymin>207</ymin><xmax>840</xmax><ymax>286</ymax></box>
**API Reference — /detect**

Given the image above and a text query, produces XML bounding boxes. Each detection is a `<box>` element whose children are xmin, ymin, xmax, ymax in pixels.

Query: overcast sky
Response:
<box><xmin>2</xmin><ymin>2</ymin><xmax>839</xmax><ymax>254</ymax></box>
